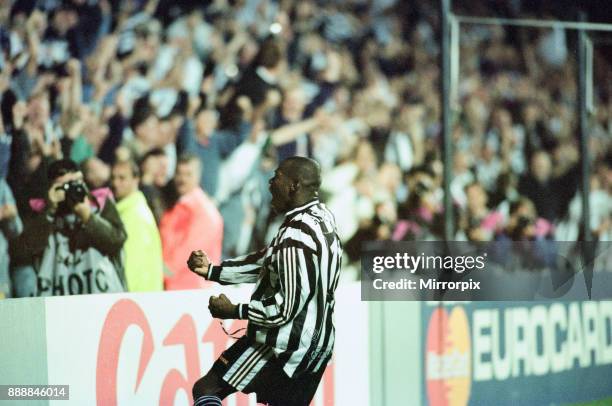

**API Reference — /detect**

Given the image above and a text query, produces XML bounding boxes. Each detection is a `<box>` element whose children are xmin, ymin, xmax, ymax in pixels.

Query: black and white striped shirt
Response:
<box><xmin>207</xmin><ymin>198</ymin><xmax>342</xmax><ymax>387</ymax></box>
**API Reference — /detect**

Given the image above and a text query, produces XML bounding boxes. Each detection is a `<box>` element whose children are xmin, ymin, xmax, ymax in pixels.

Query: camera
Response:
<box><xmin>61</xmin><ymin>180</ymin><xmax>88</xmax><ymax>207</ymax></box>
<box><xmin>510</xmin><ymin>215</ymin><xmax>535</xmax><ymax>240</ymax></box>
<box><xmin>414</xmin><ymin>179</ymin><xmax>431</xmax><ymax>196</ymax></box>
<box><xmin>516</xmin><ymin>215</ymin><xmax>534</xmax><ymax>231</ymax></box>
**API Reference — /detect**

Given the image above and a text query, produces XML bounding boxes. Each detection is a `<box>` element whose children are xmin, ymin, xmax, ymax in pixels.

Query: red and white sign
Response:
<box><xmin>43</xmin><ymin>283</ymin><xmax>367</xmax><ymax>406</ymax></box>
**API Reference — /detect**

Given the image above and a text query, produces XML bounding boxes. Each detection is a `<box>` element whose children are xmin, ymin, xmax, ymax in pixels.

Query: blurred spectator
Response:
<box><xmin>518</xmin><ymin>149</ymin><xmax>578</xmax><ymax>222</ymax></box>
<box><xmin>458</xmin><ymin>182</ymin><xmax>504</xmax><ymax>241</ymax></box>
<box><xmin>124</xmin><ymin>98</ymin><xmax>160</xmax><ymax>160</ymax></box>
<box><xmin>323</xmin><ymin>140</ymin><xmax>378</xmax><ymax>243</ymax></box>
<box><xmin>494</xmin><ymin>197</ymin><xmax>557</xmax><ymax>269</ymax></box>
<box><xmin>393</xmin><ymin>166</ymin><xmax>444</xmax><ymax>241</ymax></box>
<box><xmin>82</xmin><ymin>156</ymin><xmax>111</xmax><ymax>189</ymax></box>
<box><xmin>222</xmin><ymin>37</ymin><xmax>283</xmax><ymax>129</ymax></box>
<box><xmin>490</xmin><ymin>171</ymin><xmax>520</xmax><ymax>219</ymax></box>
<box><xmin>558</xmin><ymin>169</ymin><xmax>612</xmax><ymax>241</ymax></box>
<box><xmin>111</xmin><ymin>159</ymin><xmax>163</xmax><ymax>292</ymax></box>
<box><xmin>450</xmin><ymin>150</ymin><xmax>475</xmax><ymax>207</ymax></box>
<box><xmin>139</xmin><ymin>147</ymin><xmax>168</xmax><ymax>223</ymax></box>
<box><xmin>6</xmin><ymin>97</ymin><xmax>62</xmax><ymax>216</ymax></box>
<box><xmin>160</xmin><ymin>154</ymin><xmax>222</xmax><ymax>290</ymax></box>
<box><xmin>498</xmin><ymin>197</ymin><xmax>553</xmax><ymax>241</ymax></box>
<box><xmin>345</xmin><ymin>201</ymin><xmax>396</xmax><ymax>263</ymax></box>
<box><xmin>273</xmin><ymin>84</ymin><xmax>309</xmax><ymax>160</ymax></box>
<box><xmin>184</xmin><ymin>100</ymin><xmax>252</xmax><ymax>197</ymax></box>
<box><xmin>0</xmin><ymin>177</ymin><xmax>22</xmax><ymax>298</ymax></box>
<box><xmin>10</xmin><ymin>159</ymin><xmax>126</xmax><ymax>296</ymax></box>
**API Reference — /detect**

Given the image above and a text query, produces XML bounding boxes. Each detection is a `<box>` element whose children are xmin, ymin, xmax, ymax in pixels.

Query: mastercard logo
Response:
<box><xmin>425</xmin><ymin>307</ymin><xmax>471</xmax><ymax>406</ymax></box>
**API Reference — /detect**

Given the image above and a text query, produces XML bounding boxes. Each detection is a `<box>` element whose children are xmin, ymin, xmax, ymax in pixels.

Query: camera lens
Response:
<box><xmin>63</xmin><ymin>180</ymin><xmax>87</xmax><ymax>206</ymax></box>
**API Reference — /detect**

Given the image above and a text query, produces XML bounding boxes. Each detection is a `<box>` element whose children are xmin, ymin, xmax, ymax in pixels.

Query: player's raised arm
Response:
<box><xmin>187</xmin><ymin>249</ymin><xmax>210</xmax><ymax>278</ymax></box>
<box><xmin>187</xmin><ymin>248</ymin><xmax>267</xmax><ymax>285</ymax></box>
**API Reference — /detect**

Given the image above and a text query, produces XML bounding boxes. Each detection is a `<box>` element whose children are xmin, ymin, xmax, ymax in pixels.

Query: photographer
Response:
<box><xmin>10</xmin><ymin>159</ymin><xmax>126</xmax><ymax>296</ymax></box>
<box><xmin>392</xmin><ymin>166</ymin><xmax>444</xmax><ymax>241</ymax></box>
<box><xmin>457</xmin><ymin>182</ymin><xmax>504</xmax><ymax>242</ymax></box>
<box><xmin>492</xmin><ymin>198</ymin><xmax>557</xmax><ymax>271</ymax></box>
<box><xmin>501</xmin><ymin>198</ymin><xmax>553</xmax><ymax>241</ymax></box>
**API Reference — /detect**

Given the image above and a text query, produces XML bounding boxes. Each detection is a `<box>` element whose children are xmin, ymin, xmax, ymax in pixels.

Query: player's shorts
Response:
<box><xmin>203</xmin><ymin>336</ymin><xmax>327</xmax><ymax>405</ymax></box>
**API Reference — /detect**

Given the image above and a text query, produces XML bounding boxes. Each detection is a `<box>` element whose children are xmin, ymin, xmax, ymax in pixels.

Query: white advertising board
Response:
<box><xmin>42</xmin><ymin>283</ymin><xmax>367</xmax><ymax>406</ymax></box>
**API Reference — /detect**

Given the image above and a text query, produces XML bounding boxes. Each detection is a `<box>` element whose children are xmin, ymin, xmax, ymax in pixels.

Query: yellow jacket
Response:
<box><xmin>116</xmin><ymin>190</ymin><xmax>163</xmax><ymax>292</ymax></box>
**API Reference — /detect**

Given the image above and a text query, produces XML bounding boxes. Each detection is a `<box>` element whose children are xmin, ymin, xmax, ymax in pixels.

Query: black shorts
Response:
<box><xmin>209</xmin><ymin>336</ymin><xmax>326</xmax><ymax>405</ymax></box>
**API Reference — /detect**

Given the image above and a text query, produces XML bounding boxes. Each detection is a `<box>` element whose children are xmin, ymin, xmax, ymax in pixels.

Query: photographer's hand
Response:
<box><xmin>46</xmin><ymin>172</ymin><xmax>86</xmax><ymax>217</ymax></box>
<box><xmin>47</xmin><ymin>181</ymin><xmax>67</xmax><ymax>215</ymax></box>
<box><xmin>74</xmin><ymin>196</ymin><xmax>92</xmax><ymax>223</ymax></box>
<box><xmin>0</xmin><ymin>204</ymin><xmax>17</xmax><ymax>220</ymax></box>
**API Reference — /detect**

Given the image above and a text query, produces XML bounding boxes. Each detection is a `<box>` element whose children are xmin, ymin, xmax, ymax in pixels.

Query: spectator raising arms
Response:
<box><xmin>0</xmin><ymin>0</ymin><xmax>609</xmax><ymax>296</ymax></box>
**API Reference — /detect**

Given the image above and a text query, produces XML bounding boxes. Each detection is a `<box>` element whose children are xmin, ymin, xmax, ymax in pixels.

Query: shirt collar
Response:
<box><xmin>256</xmin><ymin>66</ymin><xmax>277</xmax><ymax>84</ymax></box>
<box><xmin>285</xmin><ymin>198</ymin><xmax>319</xmax><ymax>218</ymax></box>
<box><xmin>116</xmin><ymin>190</ymin><xmax>144</xmax><ymax>211</ymax></box>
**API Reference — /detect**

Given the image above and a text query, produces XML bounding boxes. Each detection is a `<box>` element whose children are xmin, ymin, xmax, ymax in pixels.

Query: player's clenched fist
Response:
<box><xmin>208</xmin><ymin>294</ymin><xmax>238</xmax><ymax>319</ymax></box>
<box><xmin>187</xmin><ymin>250</ymin><xmax>210</xmax><ymax>278</ymax></box>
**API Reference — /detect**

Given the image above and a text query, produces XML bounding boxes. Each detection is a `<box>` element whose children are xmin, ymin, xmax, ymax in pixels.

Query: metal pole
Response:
<box><xmin>454</xmin><ymin>15</ymin><xmax>612</xmax><ymax>31</ymax></box>
<box><xmin>588</xmin><ymin>37</ymin><xmax>612</xmax><ymax>45</ymax></box>
<box><xmin>578</xmin><ymin>13</ymin><xmax>591</xmax><ymax>242</ymax></box>
<box><xmin>577</xmin><ymin>13</ymin><xmax>594</xmax><ymax>299</ymax></box>
<box><xmin>441</xmin><ymin>0</ymin><xmax>453</xmax><ymax>241</ymax></box>
<box><xmin>450</xmin><ymin>16</ymin><xmax>460</xmax><ymax>109</ymax></box>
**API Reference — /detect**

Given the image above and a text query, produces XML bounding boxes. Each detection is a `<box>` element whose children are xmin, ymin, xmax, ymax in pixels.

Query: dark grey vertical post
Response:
<box><xmin>577</xmin><ymin>13</ymin><xmax>594</xmax><ymax>298</ymax></box>
<box><xmin>578</xmin><ymin>13</ymin><xmax>591</xmax><ymax>242</ymax></box>
<box><xmin>441</xmin><ymin>0</ymin><xmax>454</xmax><ymax>240</ymax></box>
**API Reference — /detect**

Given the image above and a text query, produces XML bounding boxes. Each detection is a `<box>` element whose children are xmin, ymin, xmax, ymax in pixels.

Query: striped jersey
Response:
<box><xmin>207</xmin><ymin>198</ymin><xmax>342</xmax><ymax>389</ymax></box>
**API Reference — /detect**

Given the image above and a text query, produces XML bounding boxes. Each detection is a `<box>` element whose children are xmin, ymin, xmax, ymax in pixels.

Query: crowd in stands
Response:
<box><xmin>0</xmin><ymin>0</ymin><xmax>609</xmax><ymax>297</ymax></box>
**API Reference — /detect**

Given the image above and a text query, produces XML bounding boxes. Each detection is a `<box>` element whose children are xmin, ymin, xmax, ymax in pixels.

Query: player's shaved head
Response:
<box><xmin>279</xmin><ymin>156</ymin><xmax>321</xmax><ymax>193</ymax></box>
<box><xmin>269</xmin><ymin>156</ymin><xmax>322</xmax><ymax>212</ymax></box>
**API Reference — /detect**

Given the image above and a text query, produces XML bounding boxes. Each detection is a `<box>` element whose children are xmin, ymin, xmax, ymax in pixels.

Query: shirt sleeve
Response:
<box><xmin>207</xmin><ymin>247</ymin><xmax>267</xmax><ymax>285</ymax></box>
<box><xmin>0</xmin><ymin>179</ymin><xmax>23</xmax><ymax>239</ymax></box>
<box><xmin>241</xmin><ymin>226</ymin><xmax>318</xmax><ymax>327</ymax></box>
<box><xmin>80</xmin><ymin>200</ymin><xmax>127</xmax><ymax>257</ymax></box>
